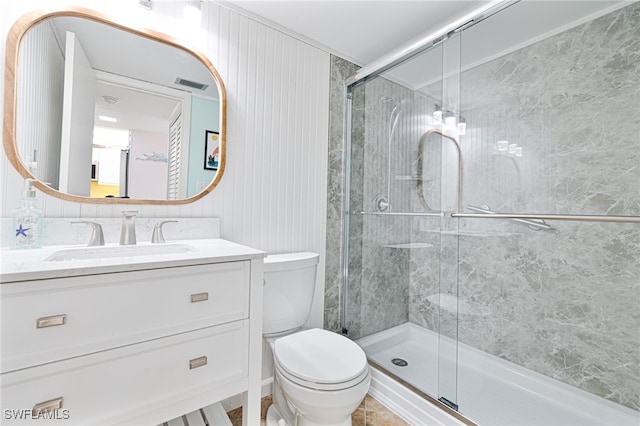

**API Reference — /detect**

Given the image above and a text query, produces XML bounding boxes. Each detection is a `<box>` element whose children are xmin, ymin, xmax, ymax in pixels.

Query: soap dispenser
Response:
<box><xmin>11</xmin><ymin>178</ymin><xmax>43</xmax><ymax>249</ymax></box>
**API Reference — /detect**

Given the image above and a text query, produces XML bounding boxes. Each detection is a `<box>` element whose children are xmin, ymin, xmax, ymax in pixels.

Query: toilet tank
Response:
<box><xmin>263</xmin><ymin>252</ymin><xmax>319</xmax><ymax>336</ymax></box>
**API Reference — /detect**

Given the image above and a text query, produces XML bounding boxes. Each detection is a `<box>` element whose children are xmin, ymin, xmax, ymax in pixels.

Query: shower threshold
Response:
<box><xmin>357</xmin><ymin>323</ymin><xmax>639</xmax><ymax>426</ymax></box>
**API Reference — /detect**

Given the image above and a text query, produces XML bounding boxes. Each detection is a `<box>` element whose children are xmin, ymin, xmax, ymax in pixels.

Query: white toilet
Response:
<box><xmin>263</xmin><ymin>252</ymin><xmax>370</xmax><ymax>426</ymax></box>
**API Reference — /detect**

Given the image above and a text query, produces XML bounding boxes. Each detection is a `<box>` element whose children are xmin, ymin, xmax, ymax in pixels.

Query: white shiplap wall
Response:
<box><xmin>16</xmin><ymin>19</ymin><xmax>64</xmax><ymax>190</ymax></box>
<box><xmin>0</xmin><ymin>0</ymin><xmax>330</xmax><ymax>327</ymax></box>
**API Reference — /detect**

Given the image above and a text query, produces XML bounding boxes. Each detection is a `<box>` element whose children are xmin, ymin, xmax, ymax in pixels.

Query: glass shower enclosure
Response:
<box><xmin>341</xmin><ymin>1</ymin><xmax>640</xmax><ymax>424</ymax></box>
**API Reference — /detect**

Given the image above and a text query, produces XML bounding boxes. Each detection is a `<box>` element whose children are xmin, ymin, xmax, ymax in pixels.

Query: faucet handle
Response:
<box><xmin>151</xmin><ymin>220</ymin><xmax>178</xmax><ymax>244</ymax></box>
<box><xmin>71</xmin><ymin>221</ymin><xmax>105</xmax><ymax>246</ymax></box>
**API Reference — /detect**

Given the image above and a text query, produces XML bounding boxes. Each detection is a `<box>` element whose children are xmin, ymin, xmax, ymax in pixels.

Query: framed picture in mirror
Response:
<box><xmin>204</xmin><ymin>130</ymin><xmax>220</xmax><ymax>171</ymax></box>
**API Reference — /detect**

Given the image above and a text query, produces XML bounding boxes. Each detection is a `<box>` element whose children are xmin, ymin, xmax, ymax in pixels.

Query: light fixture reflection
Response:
<box><xmin>432</xmin><ymin>104</ymin><xmax>466</xmax><ymax>137</ymax></box>
<box><xmin>98</xmin><ymin>115</ymin><xmax>117</xmax><ymax>123</ymax></box>
<box><xmin>184</xmin><ymin>0</ymin><xmax>202</xmax><ymax>25</ymax></box>
<box><xmin>433</xmin><ymin>106</ymin><xmax>443</xmax><ymax>126</ymax></box>
<box><xmin>457</xmin><ymin>118</ymin><xmax>466</xmax><ymax>135</ymax></box>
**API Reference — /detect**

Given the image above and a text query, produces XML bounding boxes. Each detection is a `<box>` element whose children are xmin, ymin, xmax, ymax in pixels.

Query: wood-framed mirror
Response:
<box><xmin>3</xmin><ymin>6</ymin><xmax>226</xmax><ymax>204</ymax></box>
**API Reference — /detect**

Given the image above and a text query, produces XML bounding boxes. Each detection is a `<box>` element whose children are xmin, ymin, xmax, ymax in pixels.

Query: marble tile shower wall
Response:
<box><xmin>410</xmin><ymin>3</ymin><xmax>640</xmax><ymax>410</ymax></box>
<box><xmin>346</xmin><ymin>77</ymin><xmax>460</xmax><ymax>340</ymax></box>
<box><xmin>325</xmin><ymin>57</ymin><xmax>445</xmax><ymax>339</ymax></box>
<box><xmin>325</xmin><ymin>56</ymin><xmax>359</xmax><ymax>333</ymax></box>
<box><xmin>345</xmin><ymin>78</ymin><xmax>414</xmax><ymax>339</ymax></box>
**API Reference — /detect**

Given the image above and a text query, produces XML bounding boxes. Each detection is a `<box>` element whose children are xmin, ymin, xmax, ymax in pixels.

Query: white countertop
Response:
<box><xmin>0</xmin><ymin>239</ymin><xmax>265</xmax><ymax>283</ymax></box>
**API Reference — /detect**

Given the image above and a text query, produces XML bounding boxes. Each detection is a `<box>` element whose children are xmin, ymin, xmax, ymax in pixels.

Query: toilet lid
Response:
<box><xmin>273</xmin><ymin>328</ymin><xmax>367</xmax><ymax>384</ymax></box>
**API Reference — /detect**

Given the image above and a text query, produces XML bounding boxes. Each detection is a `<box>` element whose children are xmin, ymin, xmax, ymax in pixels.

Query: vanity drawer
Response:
<box><xmin>0</xmin><ymin>320</ymin><xmax>248</xmax><ymax>425</ymax></box>
<box><xmin>1</xmin><ymin>261</ymin><xmax>250</xmax><ymax>373</ymax></box>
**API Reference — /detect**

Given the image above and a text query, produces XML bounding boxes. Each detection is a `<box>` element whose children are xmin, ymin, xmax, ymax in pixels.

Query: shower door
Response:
<box><xmin>342</xmin><ymin>1</ymin><xmax>640</xmax><ymax>424</ymax></box>
<box><xmin>451</xmin><ymin>1</ymin><xmax>640</xmax><ymax>423</ymax></box>
<box><xmin>341</xmin><ymin>33</ymin><xmax>464</xmax><ymax>412</ymax></box>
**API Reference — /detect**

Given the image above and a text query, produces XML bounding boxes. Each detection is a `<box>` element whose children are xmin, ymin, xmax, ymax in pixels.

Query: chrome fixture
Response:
<box><xmin>373</xmin><ymin>194</ymin><xmax>390</xmax><ymax>212</ymax></box>
<box><xmin>151</xmin><ymin>220</ymin><xmax>178</xmax><ymax>243</ymax></box>
<box><xmin>361</xmin><ymin>211</ymin><xmax>444</xmax><ymax>217</ymax></box>
<box><xmin>36</xmin><ymin>314</ymin><xmax>67</xmax><ymax>329</ymax></box>
<box><xmin>71</xmin><ymin>221</ymin><xmax>105</xmax><ymax>246</ymax></box>
<box><xmin>452</xmin><ymin>211</ymin><xmax>640</xmax><ymax>224</ymax></box>
<box><xmin>119</xmin><ymin>210</ymin><xmax>138</xmax><ymax>245</ymax></box>
<box><xmin>467</xmin><ymin>205</ymin><xmax>552</xmax><ymax>230</ymax></box>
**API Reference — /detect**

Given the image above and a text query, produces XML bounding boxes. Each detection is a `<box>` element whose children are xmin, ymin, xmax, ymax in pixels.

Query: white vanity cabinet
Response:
<box><xmin>0</xmin><ymin>240</ymin><xmax>264</xmax><ymax>426</ymax></box>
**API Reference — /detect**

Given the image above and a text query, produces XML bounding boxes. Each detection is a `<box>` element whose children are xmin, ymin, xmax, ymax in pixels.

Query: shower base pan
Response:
<box><xmin>357</xmin><ymin>323</ymin><xmax>639</xmax><ymax>426</ymax></box>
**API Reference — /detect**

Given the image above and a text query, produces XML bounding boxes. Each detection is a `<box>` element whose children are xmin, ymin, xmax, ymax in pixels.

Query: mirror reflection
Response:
<box><xmin>418</xmin><ymin>130</ymin><xmax>461</xmax><ymax>212</ymax></box>
<box><xmin>12</xmin><ymin>11</ymin><xmax>224</xmax><ymax>202</ymax></box>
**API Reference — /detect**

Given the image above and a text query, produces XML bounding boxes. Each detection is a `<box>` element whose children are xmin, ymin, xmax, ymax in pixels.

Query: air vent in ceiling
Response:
<box><xmin>175</xmin><ymin>78</ymin><xmax>209</xmax><ymax>91</ymax></box>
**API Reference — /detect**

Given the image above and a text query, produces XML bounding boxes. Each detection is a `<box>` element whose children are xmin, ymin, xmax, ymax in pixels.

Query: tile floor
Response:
<box><xmin>227</xmin><ymin>394</ymin><xmax>409</xmax><ymax>426</ymax></box>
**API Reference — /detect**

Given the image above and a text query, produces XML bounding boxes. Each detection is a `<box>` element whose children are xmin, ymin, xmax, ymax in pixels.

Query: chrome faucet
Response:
<box><xmin>71</xmin><ymin>221</ymin><xmax>105</xmax><ymax>246</ymax></box>
<box><xmin>151</xmin><ymin>220</ymin><xmax>178</xmax><ymax>243</ymax></box>
<box><xmin>119</xmin><ymin>210</ymin><xmax>138</xmax><ymax>245</ymax></box>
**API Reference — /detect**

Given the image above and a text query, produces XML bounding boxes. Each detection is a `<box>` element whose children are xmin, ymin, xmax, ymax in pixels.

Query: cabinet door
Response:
<box><xmin>1</xmin><ymin>261</ymin><xmax>249</xmax><ymax>372</ymax></box>
<box><xmin>1</xmin><ymin>321</ymin><xmax>248</xmax><ymax>425</ymax></box>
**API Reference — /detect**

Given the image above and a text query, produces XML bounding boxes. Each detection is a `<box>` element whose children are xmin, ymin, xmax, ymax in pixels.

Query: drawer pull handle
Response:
<box><xmin>189</xmin><ymin>356</ymin><xmax>208</xmax><ymax>369</ymax></box>
<box><xmin>33</xmin><ymin>397</ymin><xmax>63</xmax><ymax>415</ymax></box>
<box><xmin>37</xmin><ymin>314</ymin><xmax>67</xmax><ymax>329</ymax></box>
<box><xmin>190</xmin><ymin>292</ymin><xmax>209</xmax><ymax>303</ymax></box>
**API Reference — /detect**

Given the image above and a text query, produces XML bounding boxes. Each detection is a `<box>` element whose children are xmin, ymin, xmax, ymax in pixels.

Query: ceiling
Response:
<box><xmin>32</xmin><ymin>0</ymin><xmax>629</xmax><ymax>136</ymax></box>
<box><xmin>218</xmin><ymin>0</ymin><xmax>482</xmax><ymax>65</ymax></box>
<box><xmin>47</xmin><ymin>15</ymin><xmax>217</xmax><ymax>132</ymax></box>
<box><xmin>219</xmin><ymin>0</ymin><xmax>630</xmax><ymax>80</ymax></box>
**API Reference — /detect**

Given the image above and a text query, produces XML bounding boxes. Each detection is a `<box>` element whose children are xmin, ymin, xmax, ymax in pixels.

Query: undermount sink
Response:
<box><xmin>45</xmin><ymin>243</ymin><xmax>196</xmax><ymax>261</ymax></box>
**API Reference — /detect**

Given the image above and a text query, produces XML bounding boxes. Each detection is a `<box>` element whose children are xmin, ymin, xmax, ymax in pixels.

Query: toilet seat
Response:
<box><xmin>273</xmin><ymin>328</ymin><xmax>369</xmax><ymax>391</ymax></box>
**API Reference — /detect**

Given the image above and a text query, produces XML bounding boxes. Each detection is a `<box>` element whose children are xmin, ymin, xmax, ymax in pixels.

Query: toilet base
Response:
<box><xmin>265</xmin><ymin>404</ymin><xmax>285</xmax><ymax>426</ymax></box>
<box><xmin>266</xmin><ymin>404</ymin><xmax>353</xmax><ymax>426</ymax></box>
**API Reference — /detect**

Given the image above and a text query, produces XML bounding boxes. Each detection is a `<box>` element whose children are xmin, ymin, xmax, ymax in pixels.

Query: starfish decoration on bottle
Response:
<box><xmin>15</xmin><ymin>224</ymin><xmax>30</xmax><ymax>237</ymax></box>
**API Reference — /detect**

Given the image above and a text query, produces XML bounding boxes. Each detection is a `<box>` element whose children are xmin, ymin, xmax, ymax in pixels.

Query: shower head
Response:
<box><xmin>381</xmin><ymin>96</ymin><xmax>410</xmax><ymax>114</ymax></box>
<box><xmin>381</xmin><ymin>96</ymin><xmax>405</xmax><ymax>139</ymax></box>
<box><xmin>382</xmin><ymin>96</ymin><xmax>403</xmax><ymax>110</ymax></box>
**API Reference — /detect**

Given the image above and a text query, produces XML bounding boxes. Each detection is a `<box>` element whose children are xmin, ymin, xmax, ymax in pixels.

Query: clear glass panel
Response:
<box><xmin>343</xmin><ymin>42</ymin><xmax>453</xmax><ymax>402</ymax></box>
<box><xmin>437</xmin><ymin>29</ymin><xmax>462</xmax><ymax>409</ymax></box>
<box><xmin>454</xmin><ymin>1</ymin><xmax>640</xmax><ymax>424</ymax></box>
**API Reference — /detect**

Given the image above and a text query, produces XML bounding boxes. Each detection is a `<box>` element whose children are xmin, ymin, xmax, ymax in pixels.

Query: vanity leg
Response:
<box><xmin>244</xmin><ymin>258</ymin><xmax>264</xmax><ymax>426</ymax></box>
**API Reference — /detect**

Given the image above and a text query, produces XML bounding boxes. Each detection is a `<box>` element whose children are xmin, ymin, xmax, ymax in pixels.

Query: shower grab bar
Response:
<box><xmin>360</xmin><ymin>211</ymin><xmax>445</xmax><ymax>217</ymax></box>
<box><xmin>451</xmin><ymin>211</ymin><xmax>640</xmax><ymax>224</ymax></box>
<box><xmin>466</xmin><ymin>205</ymin><xmax>552</xmax><ymax>230</ymax></box>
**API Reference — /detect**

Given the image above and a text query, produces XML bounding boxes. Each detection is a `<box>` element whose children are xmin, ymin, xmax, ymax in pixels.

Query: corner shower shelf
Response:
<box><xmin>383</xmin><ymin>243</ymin><xmax>434</xmax><ymax>249</ymax></box>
